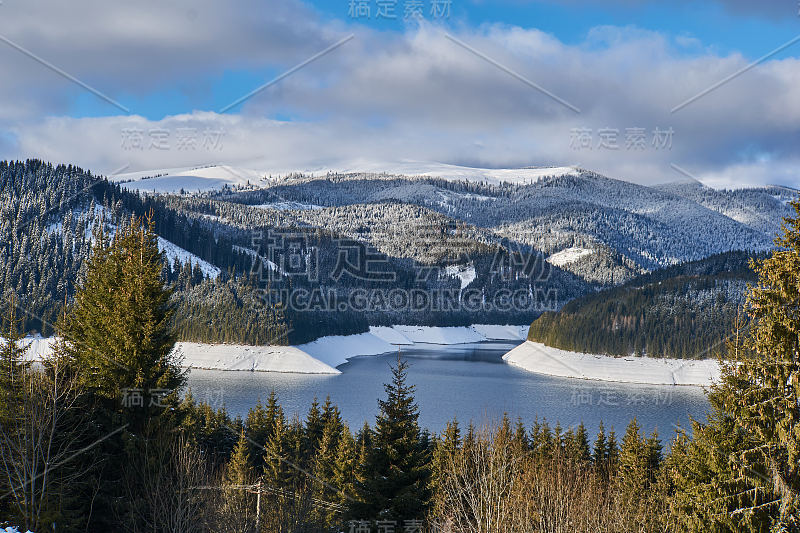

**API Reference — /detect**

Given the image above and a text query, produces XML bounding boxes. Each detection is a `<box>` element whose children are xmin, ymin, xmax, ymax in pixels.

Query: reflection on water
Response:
<box><xmin>186</xmin><ymin>341</ymin><xmax>710</xmax><ymax>442</ymax></box>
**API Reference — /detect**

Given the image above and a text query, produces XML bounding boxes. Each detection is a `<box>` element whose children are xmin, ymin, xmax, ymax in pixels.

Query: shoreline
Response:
<box><xmin>19</xmin><ymin>328</ymin><xmax>721</xmax><ymax>385</ymax></box>
<box><xmin>502</xmin><ymin>341</ymin><xmax>720</xmax><ymax>387</ymax></box>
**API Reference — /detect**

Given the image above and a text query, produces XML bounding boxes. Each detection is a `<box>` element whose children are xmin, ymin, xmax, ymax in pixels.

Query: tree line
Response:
<box><xmin>2</xmin><ymin>181</ymin><xmax>800</xmax><ymax>531</ymax></box>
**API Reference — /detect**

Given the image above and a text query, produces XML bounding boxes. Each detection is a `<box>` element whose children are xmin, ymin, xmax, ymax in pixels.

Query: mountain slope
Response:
<box><xmin>526</xmin><ymin>251</ymin><xmax>761</xmax><ymax>359</ymax></box>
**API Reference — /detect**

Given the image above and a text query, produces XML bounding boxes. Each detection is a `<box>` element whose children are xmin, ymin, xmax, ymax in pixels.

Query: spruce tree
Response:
<box><xmin>57</xmin><ymin>214</ymin><xmax>185</xmax><ymax>424</ymax></box>
<box><xmin>0</xmin><ymin>300</ymin><xmax>29</xmax><ymax>428</ymax></box>
<box><xmin>673</xmin><ymin>204</ymin><xmax>800</xmax><ymax>529</ymax></box>
<box><xmin>352</xmin><ymin>358</ymin><xmax>431</xmax><ymax>523</ymax></box>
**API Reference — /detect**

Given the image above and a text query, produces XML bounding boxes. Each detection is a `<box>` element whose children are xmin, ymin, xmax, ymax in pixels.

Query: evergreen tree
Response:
<box><xmin>351</xmin><ymin>358</ymin><xmax>431</xmax><ymax>523</ymax></box>
<box><xmin>221</xmin><ymin>432</ymin><xmax>257</xmax><ymax>533</ymax></box>
<box><xmin>57</xmin><ymin>214</ymin><xmax>185</xmax><ymax>423</ymax></box>
<box><xmin>672</xmin><ymin>202</ymin><xmax>800</xmax><ymax>530</ymax></box>
<box><xmin>0</xmin><ymin>299</ymin><xmax>29</xmax><ymax>428</ymax></box>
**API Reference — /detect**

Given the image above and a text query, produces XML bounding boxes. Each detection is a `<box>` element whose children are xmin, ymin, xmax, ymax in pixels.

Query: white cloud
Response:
<box><xmin>1</xmin><ymin>2</ymin><xmax>799</xmax><ymax>187</ymax></box>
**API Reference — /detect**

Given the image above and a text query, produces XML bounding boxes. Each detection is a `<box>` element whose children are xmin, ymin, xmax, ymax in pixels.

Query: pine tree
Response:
<box><xmin>593</xmin><ymin>421</ymin><xmax>608</xmax><ymax>468</ymax></box>
<box><xmin>572</xmin><ymin>422</ymin><xmax>592</xmax><ymax>465</ymax></box>
<box><xmin>304</xmin><ymin>397</ymin><xmax>325</xmax><ymax>462</ymax></box>
<box><xmin>672</xmin><ymin>202</ymin><xmax>800</xmax><ymax>530</ymax></box>
<box><xmin>246</xmin><ymin>390</ymin><xmax>283</xmax><ymax>468</ymax></box>
<box><xmin>0</xmin><ymin>299</ymin><xmax>29</xmax><ymax>428</ymax></box>
<box><xmin>222</xmin><ymin>432</ymin><xmax>257</xmax><ymax>532</ymax></box>
<box><xmin>617</xmin><ymin>419</ymin><xmax>647</xmax><ymax>495</ymax></box>
<box><xmin>352</xmin><ymin>358</ymin><xmax>431</xmax><ymax>523</ymax></box>
<box><xmin>57</xmin><ymin>214</ymin><xmax>185</xmax><ymax>424</ymax></box>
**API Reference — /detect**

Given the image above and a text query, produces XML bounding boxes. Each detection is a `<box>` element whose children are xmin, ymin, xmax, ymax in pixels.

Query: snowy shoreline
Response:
<box><xmin>19</xmin><ymin>325</ymin><xmax>529</xmax><ymax>375</ymax></box>
<box><xmin>19</xmin><ymin>328</ymin><xmax>721</xmax><ymax>385</ymax></box>
<box><xmin>503</xmin><ymin>341</ymin><xmax>720</xmax><ymax>387</ymax></box>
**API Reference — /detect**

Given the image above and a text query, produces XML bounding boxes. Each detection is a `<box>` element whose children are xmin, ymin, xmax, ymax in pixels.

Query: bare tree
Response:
<box><xmin>0</xmin><ymin>355</ymin><xmax>93</xmax><ymax>531</ymax></box>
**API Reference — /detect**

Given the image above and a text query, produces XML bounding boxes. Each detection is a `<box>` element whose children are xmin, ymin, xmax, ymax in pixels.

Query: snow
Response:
<box><xmin>17</xmin><ymin>328</ymin><xmax>718</xmax><ymax>384</ymax></box>
<box><xmin>325</xmin><ymin>159</ymin><xmax>581</xmax><ymax>186</ymax></box>
<box><xmin>113</xmin><ymin>162</ymin><xmax>580</xmax><ymax>193</ymax></box>
<box><xmin>3</xmin><ymin>527</ymin><xmax>34</xmax><ymax>533</ymax></box>
<box><xmin>503</xmin><ymin>341</ymin><xmax>720</xmax><ymax>386</ymax></box>
<box><xmin>391</xmin><ymin>325</ymin><xmax>486</xmax><ymax>345</ymax></box>
<box><xmin>254</xmin><ymin>201</ymin><xmax>322</xmax><ymax>211</ymax></box>
<box><xmin>445</xmin><ymin>265</ymin><xmax>476</xmax><ymax>289</ymax></box>
<box><xmin>231</xmin><ymin>245</ymin><xmax>281</xmax><ymax>273</ymax></box>
<box><xmin>470</xmin><ymin>324</ymin><xmax>529</xmax><ymax>341</ymax></box>
<box><xmin>114</xmin><ymin>165</ymin><xmax>271</xmax><ymax>193</ymax></box>
<box><xmin>369</xmin><ymin>326</ymin><xmax>414</xmax><ymax>345</ymax></box>
<box><xmin>158</xmin><ymin>237</ymin><xmax>221</xmax><ymax>278</ymax></box>
<box><xmin>297</xmin><ymin>332</ymin><xmax>398</xmax><ymax>368</ymax></box>
<box><xmin>546</xmin><ymin>247</ymin><xmax>595</xmax><ymax>267</ymax></box>
<box><xmin>297</xmin><ymin>324</ymin><xmax>531</xmax><ymax>368</ymax></box>
<box><xmin>176</xmin><ymin>342</ymin><xmax>339</xmax><ymax>373</ymax></box>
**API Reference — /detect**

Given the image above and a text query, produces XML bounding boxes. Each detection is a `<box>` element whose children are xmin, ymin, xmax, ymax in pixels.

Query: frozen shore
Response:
<box><xmin>19</xmin><ymin>325</ymin><xmax>529</xmax><ymax>374</ymax></box>
<box><xmin>502</xmin><ymin>341</ymin><xmax>720</xmax><ymax>386</ymax></box>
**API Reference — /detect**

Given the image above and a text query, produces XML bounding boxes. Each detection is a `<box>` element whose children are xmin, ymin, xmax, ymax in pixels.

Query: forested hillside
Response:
<box><xmin>527</xmin><ymin>251</ymin><xmax>761</xmax><ymax>359</ymax></box>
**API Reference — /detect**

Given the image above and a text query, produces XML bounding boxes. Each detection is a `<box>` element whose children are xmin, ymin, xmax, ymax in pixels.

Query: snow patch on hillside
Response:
<box><xmin>330</xmin><ymin>160</ymin><xmax>580</xmax><ymax>185</ymax></box>
<box><xmin>445</xmin><ymin>265</ymin><xmax>476</xmax><ymax>289</ymax></box>
<box><xmin>255</xmin><ymin>201</ymin><xmax>322</xmax><ymax>211</ymax></box>
<box><xmin>503</xmin><ymin>341</ymin><xmax>720</xmax><ymax>386</ymax></box>
<box><xmin>158</xmin><ymin>237</ymin><xmax>221</xmax><ymax>278</ymax></box>
<box><xmin>114</xmin><ymin>165</ymin><xmax>271</xmax><ymax>193</ymax></box>
<box><xmin>547</xmin><ymin>247</ymin><xmax>595</xmax><ymax>267</ymax></box>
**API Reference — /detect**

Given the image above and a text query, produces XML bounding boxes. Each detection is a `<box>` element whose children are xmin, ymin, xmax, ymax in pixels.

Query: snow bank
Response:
<box><xmin>369</xmin><ymin>326</ymin><xmax>414</xmax><ymax>345</ymax></box>
<box><xmin>503</xmin><ymin>341</ymin><xmax>720</xmax><ymax>386</ymax></box>
<box><xmin>176</xmin><ymin>342</ymin><xmax>339</xmax><ymax>374</ymax></box>
<box><xmin>547</xmin><ymin>247</ymin><xmax>595</xmax><ymax>267</ymax></box>
<box><xmin>297</xmin><ymin>332</ymin><xmax>398</xmax><ymax>368</ymax></box>
<box><xmin>391</xmin><ymin>325</ymin><xmax>486</xmax><ymax>345</ymax></box>
<box><xmin>18</xmin><ymin>325</ymin><xmax>530</xmax><ymax>375</ymax></box>
<box><xmin>471</xmin><ymin>324</ymin><xmax>529</xmax><ymax>341</ymax></box>
<box><xmin>18</xmin><ymin>336</ymin><xmax>339</xmax><ymax>374</ymax></box>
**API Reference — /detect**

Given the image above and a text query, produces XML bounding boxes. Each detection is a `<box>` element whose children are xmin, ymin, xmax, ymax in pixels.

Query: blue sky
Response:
<box><xmin>64</xmin><ymin>0</ymin><xmax>800</xmax><ymax>121</ymax></box>
<box><xmin>2</xmin><ymin>0</ymin><xmax>800</xmax><ymax>186</ymax></box>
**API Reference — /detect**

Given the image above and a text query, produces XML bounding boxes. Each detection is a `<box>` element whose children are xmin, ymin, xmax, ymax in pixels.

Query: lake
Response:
<box><xmin>186</xmin><ymin>341</ymin><xmax>711</xmax><ymax>442</ymax></box>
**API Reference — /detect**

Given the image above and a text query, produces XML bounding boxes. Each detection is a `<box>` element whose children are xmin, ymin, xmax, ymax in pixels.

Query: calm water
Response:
<box><xmin>186</xmin><ymin>341</ymin><xmax>710</xmax><ymax>441</ymax></box>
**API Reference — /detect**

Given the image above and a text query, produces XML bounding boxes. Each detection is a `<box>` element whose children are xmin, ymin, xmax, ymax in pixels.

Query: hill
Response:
<box><xmin>526</xmin><ymin>251</ymin><xmax>762</xmax><ymax>359</ymax></box>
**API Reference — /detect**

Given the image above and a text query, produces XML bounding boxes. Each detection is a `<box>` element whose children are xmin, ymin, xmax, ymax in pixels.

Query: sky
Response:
<box><xmin>1</xmin><ymin>0</ymin><xmax>799</xmax><ymax>187</ymax></box>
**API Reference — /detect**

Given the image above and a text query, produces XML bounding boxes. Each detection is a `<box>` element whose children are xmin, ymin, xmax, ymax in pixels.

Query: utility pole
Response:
<box><xmin>255</xmin><ymin>478</ymin><xmax>262</xmax><ymax>532</ymax></box>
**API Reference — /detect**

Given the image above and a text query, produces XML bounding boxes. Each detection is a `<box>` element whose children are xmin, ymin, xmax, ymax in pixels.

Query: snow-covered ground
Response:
<box><xmin>114</xmin><ymin>165</ymin><xmax>271</xmax><ymax>193</ymax></box>
<box><xmin>328</xmin><ymin>160</ymin><xmax>580</xmax><ymax>186</ymax></box>
<box><xmin>175</xmin><ymin>342</ymin><xmax>339</xmax><ymax>373</ymax></box>
<box><xmin>503</xmin><ymin>341</ymin><xmax>720</xmax><ymax>386</ymax></box>
<box><xmin>546</xmin><ymin>247</ymin><xmax>595</xmax><ymax>267</ymax></box>
<box><xmin>18</xmin><ymin>325</ymin><xmax>529</xmax><ymax>374</ymax></box>
<box><xmin>158</xmin><ymin>237</ymin><xmax>221</xmax><ymax>278</ymax></box>
<box><xmin>112</xmin><ymin>161</ymin><xmax>580</xmax><ymax>194</ymax></box>
<box><xmin>445</xmin><ymin>264</ymin><xmax>477</xmax><ymax>289</ymax></box>
<box><xmin>18</xmin><ymin>328</ymin><xmax>720</xmax><ymax>385</ymax></box>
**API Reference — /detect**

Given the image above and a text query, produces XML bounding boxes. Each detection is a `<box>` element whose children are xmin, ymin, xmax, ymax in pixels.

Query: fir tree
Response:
<box><xmin>352</xmin><ymin>358</ymin><xmax>431</xmax><ymax>523</ymax></box>
<box><xmin>672</xmin><ymin>202</ymin><xmax>800</xmax><ymax>530</ymax></box>
<box><xmin>0</xmin><ymin>299</ymin><xmax>29</xmax><ymax>428</ymax></box>
<box><xmin>57</xmin><ymin>214</ymin><xmax>185</xmax><ymax>423</ymax></box>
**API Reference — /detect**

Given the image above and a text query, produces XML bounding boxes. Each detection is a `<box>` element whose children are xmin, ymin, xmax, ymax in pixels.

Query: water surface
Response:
<box><xmin>186</xmin><ymin>341</ymin><xmax>710</xmax><ymax>440</ymax></box>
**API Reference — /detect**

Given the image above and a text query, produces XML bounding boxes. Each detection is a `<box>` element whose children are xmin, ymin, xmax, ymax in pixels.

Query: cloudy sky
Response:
<box><xmin>1</xmin><ymin>0</ymin><xmax>799</xmax><ymax>187</ymax></box>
